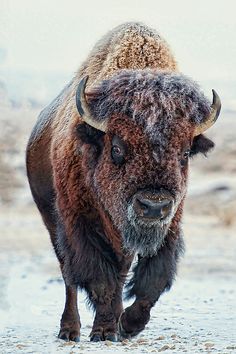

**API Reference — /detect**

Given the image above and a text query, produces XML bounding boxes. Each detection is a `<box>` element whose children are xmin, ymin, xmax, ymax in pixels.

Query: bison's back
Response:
<box><xmin>28</xmin><ymin>80</ymin><xmax>73</xmax><ymax>146</ymax></box>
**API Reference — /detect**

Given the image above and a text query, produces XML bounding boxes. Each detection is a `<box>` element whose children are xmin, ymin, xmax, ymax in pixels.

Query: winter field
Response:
<box><xmin>1</xmin><ymin>1</ymin><xmax>236</xmax><ymax>352</ymax></box>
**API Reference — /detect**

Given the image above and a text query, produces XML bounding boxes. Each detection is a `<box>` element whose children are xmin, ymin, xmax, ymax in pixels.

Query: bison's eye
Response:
<box><xmin>111</xmin><ymin>136</ymin><xmax>126</xmax><ymax>165</ymax></box>
<box><xmin>180</xmin><ymin>149</ymin><xmax>191</xmax><ymax>167</ymax></box>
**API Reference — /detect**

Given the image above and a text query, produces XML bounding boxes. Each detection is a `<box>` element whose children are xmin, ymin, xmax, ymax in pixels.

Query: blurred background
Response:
<box><xmin>0</xmin><ymin>1</ymin><xmax>235</xmax><ymax>353</ymax></box>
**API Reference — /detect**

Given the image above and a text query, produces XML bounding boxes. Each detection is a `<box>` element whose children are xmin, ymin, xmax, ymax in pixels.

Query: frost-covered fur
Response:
<box><xmin>87</xmin><ymin>69</ymin><xmax>211</xmax><ymax>141</ymax></box>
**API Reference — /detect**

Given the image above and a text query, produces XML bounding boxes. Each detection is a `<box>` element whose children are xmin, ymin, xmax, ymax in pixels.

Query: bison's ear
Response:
<box><xmin>190</xmin><ymin>134</ymin><xmax>215</xmax><ymax>157</ymax></box>
<box><xmin>76</xmin><ymin>122</ymin><xmax>105</xmax><ymax>147</ymax></box>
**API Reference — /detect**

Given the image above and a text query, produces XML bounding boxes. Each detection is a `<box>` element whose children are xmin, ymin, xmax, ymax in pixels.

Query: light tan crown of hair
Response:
<box><xmin>78</xmin><ymin>22</ymin><xmax>178</xmax><ymax>89</ymax></box>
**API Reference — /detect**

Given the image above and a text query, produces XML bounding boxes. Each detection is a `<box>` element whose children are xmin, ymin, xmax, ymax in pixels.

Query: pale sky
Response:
<box><xmin>0</xmin><ymin>0</ymin><xmax>236</xmax><ymax>103</ymax></box>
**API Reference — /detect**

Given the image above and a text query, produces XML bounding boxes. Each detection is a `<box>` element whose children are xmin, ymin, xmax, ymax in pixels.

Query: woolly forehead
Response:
<box><xmin>87</xmin><ymin>70</ymin><xmax>211</xmax><ymax>142</ymax></box>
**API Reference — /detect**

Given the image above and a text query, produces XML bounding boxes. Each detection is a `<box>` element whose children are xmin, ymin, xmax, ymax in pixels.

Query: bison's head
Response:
<box><xmin>75</xmin><ymin>70</ymin><xmax>221</xmax><ymax>256</ymax></box>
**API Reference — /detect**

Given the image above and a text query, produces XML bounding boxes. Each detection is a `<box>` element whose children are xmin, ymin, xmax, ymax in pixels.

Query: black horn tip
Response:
<box><xmin>211</xmin><ymin>89</ymin><xmax>221</xmax><ymax>121</ymax></box>
<box><xmin>76</xmin><ymin>75</ymin><xmax>89</xmax><ymax>116</ymax></box>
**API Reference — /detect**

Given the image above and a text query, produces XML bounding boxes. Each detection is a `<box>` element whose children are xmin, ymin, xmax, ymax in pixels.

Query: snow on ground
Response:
<box><xmin>0</xmin><ymin>208</ymin><xmax>235</xmax><ymax>354</ymax></box>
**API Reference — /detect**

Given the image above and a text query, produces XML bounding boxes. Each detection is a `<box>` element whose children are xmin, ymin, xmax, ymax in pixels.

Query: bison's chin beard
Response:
<box><xmin>121</xmin><ymin>204</ymin><xmax>174</xmax><ymax>257</ymax></box>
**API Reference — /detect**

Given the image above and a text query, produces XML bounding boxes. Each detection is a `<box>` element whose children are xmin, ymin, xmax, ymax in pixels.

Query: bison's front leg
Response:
<box><xmin>58</xmin><ymin>284</ymin><xmax>81</xmax><ymax>342</ymax></box>
<box><xmin>119</xmin><ymin>235</ymin><xmax>184</xmax><ymax>339</ymax></box>
<box><xmin>88</xmin><ymin>259</ymin><xmax>132</xmax><ymax>342</ymax></box>
<box><xmin>88</xmin><ymin>282</ymin><xmax>118</xmax><ymax>342</ymax></box>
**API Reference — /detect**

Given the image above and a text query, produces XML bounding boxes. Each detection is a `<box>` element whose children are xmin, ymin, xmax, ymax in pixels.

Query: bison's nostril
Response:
<box><xmin>136</xmin><ymin>198</ymin><xmax>149</xmax><ymax>215</ymax></box>
<box><xmin>134</xmin><ymin>195</ymin><xmax>173</xmax><ymax>221</ymax></box>
<box><xmin>160</xmin><ymin>200</ymin><xmax>172</xmax><ymax>219</ymax></box>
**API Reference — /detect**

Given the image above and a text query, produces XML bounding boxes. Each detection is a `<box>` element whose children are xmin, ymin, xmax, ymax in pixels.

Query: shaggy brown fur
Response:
<box><xmin>26</xmin><ymin>22</ymin><xmax>215</xmax><ymax>342</ymax></box>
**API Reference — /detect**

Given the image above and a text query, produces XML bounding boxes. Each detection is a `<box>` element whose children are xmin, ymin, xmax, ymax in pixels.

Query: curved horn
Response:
<box><xmin>194</xmin><ymin>89</ymin><xmax>221</xmax><ymax>136</ymax></box>
<box><xmin>76</xmin><ymin>75</ymin><xmax>108</xmax><ymax>132</ymax></box>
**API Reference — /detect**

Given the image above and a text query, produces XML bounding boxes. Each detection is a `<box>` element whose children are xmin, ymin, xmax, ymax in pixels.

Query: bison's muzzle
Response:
<box><xmin>131</xmin><ymin>189</ymin><xmax>174</xmax><ymax>224</ymax></box>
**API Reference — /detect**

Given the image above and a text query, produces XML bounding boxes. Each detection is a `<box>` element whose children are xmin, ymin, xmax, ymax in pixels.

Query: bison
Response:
<box><xmin>26</xmin><ymin>22</ymin><xmax>221</xmax><ymax>342</ymax></box>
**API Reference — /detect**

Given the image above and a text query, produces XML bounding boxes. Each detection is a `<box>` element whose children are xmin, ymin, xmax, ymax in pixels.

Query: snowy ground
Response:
<box><xmin>0</xmin><ymin>207</ymin><xmax>235</xmax><ymax>354</ymax></box>
<box><xmin>0</xmin><ymin>107</ymin><xmax>236</xmax><ymax>353</ymax></box>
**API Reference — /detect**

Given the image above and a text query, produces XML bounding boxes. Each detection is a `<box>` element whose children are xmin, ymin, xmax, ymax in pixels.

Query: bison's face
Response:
<box><xmin>77</xmin><ymin>116</ymin><xmax>213</xmax><ymax>256</ymax></box>
<box><xmin>75</xmin><ymin>71</ymin><xmax>220</xmax><ymax>256</ymax></box>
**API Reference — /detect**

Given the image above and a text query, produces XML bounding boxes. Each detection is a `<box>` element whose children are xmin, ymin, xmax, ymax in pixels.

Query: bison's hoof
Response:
<box><xmin>90</xmin><ymin>334</ymin><xmax>102</xmax><ymax>342</ymax></box>
<box><xmin>118</xmin><ymin>312</ymin><xmax>145</xmax><ymax>340</ymax></box>
<box><xmin>58</xmin><ymin>328</ymin><xmax>80</xmax><ymax>342</ymax></box>
<box><xmin>105</xmin><ymin>334</ymin><xmax>118</xmax><ymax>342</ymax></box>
<box><xmin>118</xmin><ymin>315</ymin><xmax>132</xmax><ymax>340</ymax></box>
<box><xmin>90</xmin><ymin>332</ymin><xmax>118</xmax><ymax>342</ymax></box>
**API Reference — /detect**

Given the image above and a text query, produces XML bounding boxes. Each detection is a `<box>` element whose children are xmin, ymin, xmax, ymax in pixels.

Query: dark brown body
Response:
<box><xmin>26</xmin><ymin>23</ymin><xmax>216</xmax><ymax>342</ymax></box>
